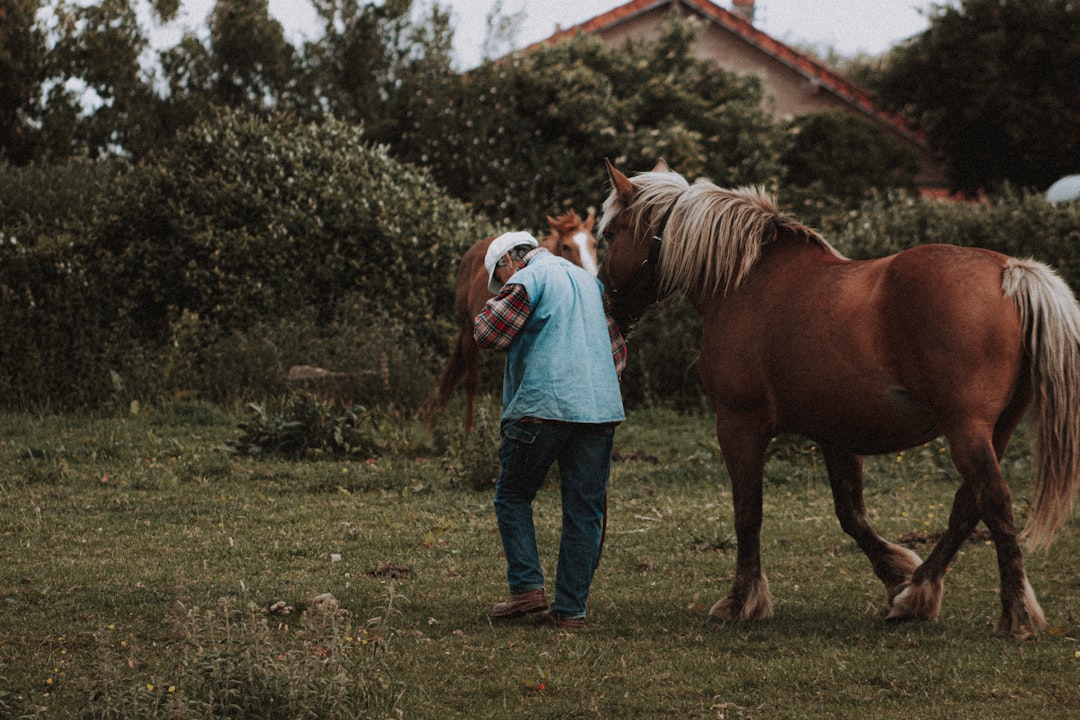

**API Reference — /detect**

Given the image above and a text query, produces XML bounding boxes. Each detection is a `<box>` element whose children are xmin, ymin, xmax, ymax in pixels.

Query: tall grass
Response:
<box><xmin>0</xmin><ymin>404</ymin><xmax>1076</xmax><ymax>719</ymax></box>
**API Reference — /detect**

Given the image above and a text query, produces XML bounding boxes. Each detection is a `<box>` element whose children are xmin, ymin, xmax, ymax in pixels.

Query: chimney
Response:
<box><xmin>732</xmin><ymin>0</ymin><xmax>755</xmax><ymax>24</ymax></box>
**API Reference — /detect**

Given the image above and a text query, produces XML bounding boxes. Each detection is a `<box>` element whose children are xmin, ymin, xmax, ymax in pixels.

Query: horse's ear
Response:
<box><xmin>546</xmin><ymin>215</ymin><xmax>558</xmax><ymax>228</ymax></box>
<box><xmin>652</xmin><ymin>158</ymin><xmax>671</xmax><ymax>173</ymax></box>
<box><xmin>583</xmin><ymin>209</ymin><xmax>595</xmax><ymax>231</ymax></box>
<box><xmin>605</xmin><ymin>158</ymin><xmax>635</xmax><ymax>203</ymax></box>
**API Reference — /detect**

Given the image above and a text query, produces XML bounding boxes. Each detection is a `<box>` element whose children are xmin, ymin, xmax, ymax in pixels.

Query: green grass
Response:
<box><xmin>0</xmin><ymin>403</ymin><xmax>1077</xmax><ymax>719</ymax></box>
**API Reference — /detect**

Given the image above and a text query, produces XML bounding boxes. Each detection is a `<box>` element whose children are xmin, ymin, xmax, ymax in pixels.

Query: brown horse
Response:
<box><xmin>423</xmin><ymin>209</ymin><xmax>598</xmax><ymax>432</ymax></box>
<box><xmin>600</xmin><ymin>159</ymin><xmax>1080</xmax><ymax>638</ymax></box>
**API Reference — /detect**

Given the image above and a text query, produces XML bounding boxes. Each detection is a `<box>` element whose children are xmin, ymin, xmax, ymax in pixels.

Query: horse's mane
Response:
<box><xmin>602</xmin><ymin>170</ymin><xmax>845</xmax><ymax>299</ymax></box>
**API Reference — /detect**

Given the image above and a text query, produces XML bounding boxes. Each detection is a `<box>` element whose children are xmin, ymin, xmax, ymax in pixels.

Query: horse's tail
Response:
<box><xmin>1003</xmin><ymin>258</ymin><xmax>1080</xmax><ymax>550</ymax></box>
<box><xmin>420</xmin><ymin>334</ymin><xmax>468</xmax><ymax>431</ymax></box>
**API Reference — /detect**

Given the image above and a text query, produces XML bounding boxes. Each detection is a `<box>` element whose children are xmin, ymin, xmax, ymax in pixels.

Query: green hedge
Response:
<box><xmin>0</xmin><ymin>110</ymin><xmax>490</xmax><ymax>410</ymax></box>
<box><xmin>831</xmin><ymin>188</ymin><xmax>1080</xmax><ymax>289</ymax></box>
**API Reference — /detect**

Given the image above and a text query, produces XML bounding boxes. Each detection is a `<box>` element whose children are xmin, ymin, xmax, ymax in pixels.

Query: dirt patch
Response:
<box><xmin>367</xmin><ymin>561</ymin><xmax>413</xmax><ymax>579</ymax></box>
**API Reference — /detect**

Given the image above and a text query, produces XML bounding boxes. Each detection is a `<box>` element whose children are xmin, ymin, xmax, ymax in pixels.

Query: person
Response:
<box><xmin>473</xmin><ymin>230</ymin><xmax>626</xmax><ymax>629</ymax></box>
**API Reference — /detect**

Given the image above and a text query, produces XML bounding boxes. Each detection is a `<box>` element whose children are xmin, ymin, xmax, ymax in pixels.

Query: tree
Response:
<box><xmin>205</xmin><ymin>0</ymin><xmax>298</xmax><ymax>109</ymax></box>
<box><xmin>387</xmin><ymin>10</ymin><xmax>785</xmax><ymax>228</ymax></box>
<box><xmin>781</xmin><ymin>110</ymin><xmax>918</xmax><ymax>224</ymax></box>
<box><xmin>301</xmin><ymin>0</ymin><xmax>453</xmax><ymax>135</ymax></box>
<box><xmin>878</xmin><ymin>0</ymin><xmax>1080</xmax><ymax>192</ymax></box>
<box><xmin>47</xmin><ymin>0</ymin><xmax>182</xmax><ymax>159</ymax></box>
<box><xmin>480</xmin><ymin>0</ymin><xmax>524</xmax><ymax>63</ymax></box>
<box><xmin>2</xmin><ymin>0</ymin><xmax>183</xmax><ymax>162</ymax></box>
<box><xmin>0</xmin><ymin>0</ymin><xmax>46</xmax><ymax>163</ymax></box>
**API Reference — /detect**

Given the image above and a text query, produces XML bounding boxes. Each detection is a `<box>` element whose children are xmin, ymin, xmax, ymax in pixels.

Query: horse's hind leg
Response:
<box><xmin>423</xmin><ymin>332</ymin><xmax>468</xmax><ymax>430</ymax></box>
<box><xmin>461</xmin><ymin>337</ymin><xmax>481</xmax><ymax>433</ymax></box>
<box><xmin>709</xmin><ymin>426</ymin><xmax>773</xmax><ymax>623</ymax></box>
<box><xmin>892</xmin><ymin>432</ymin><xmax>1045</xmax><ymax>637</ymax></box>
<box><xmin>886</xmin><ymin>479</ymin><xmax>978</xmax><ymax>623</ymax></box>
<box><xmin>822</xmin><ymin>446</ymin><xmax>922</xmax><ymax>602</ymax></box>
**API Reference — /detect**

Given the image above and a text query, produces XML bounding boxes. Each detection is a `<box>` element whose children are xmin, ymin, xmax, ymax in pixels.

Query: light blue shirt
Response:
<box><xmin>502</xmin><ymin>252</ymin><xmax>625</xmax><ymax>424</ymax></box>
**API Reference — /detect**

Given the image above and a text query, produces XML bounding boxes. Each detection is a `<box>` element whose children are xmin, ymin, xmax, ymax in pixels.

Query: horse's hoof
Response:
<box><xmin>707</xmin><ymin>599</ymin><xmax>739</xmax><ymax>624</ymax></box>
<box><xmin>884</xmin><ymin>607</ymin><xmax>916</xmax><ymax>624</ymax></box>
<box><xmin>994</xmin><ymin>621</ymin><xmax>1038</xmax><ymax>640</ymax></box>
<box><xmin>886</xmin><ymin>582</ymin><xmax>910</xmax><ymax>606</ymax></box>
<box><xmin>885</xmin><ymin>577</ymin><xmax>942</xmax><ymax>623</ymax></box>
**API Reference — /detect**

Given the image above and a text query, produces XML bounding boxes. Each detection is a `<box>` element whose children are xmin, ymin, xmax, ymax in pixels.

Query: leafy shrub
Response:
<box><xmin>0</xmin><ymin>160</ymin><xmax>131</xmax><ymax>409</ymax></box>
<box><xmin>0</xmin><ymin>110</ymin><xmax>490</xmax><ymax>410</ymax></box>
<box><xmin>99</xmin><ymin>108</ymin><xmax>486</xmax><ymax>347</ymax></box>
<box><xmin>779</xmin><ymin>110</ymin><xmax>919</xmax><ymax>228</ymax></box>
<box><xmin>228</xmin><ymin>394</ymin><xmax>386</xmax><ymax>460</ymax></box>
<box><xmin>619</xmin><ymin>298</ymin><xmax>709</xmax><ymax>411</ymax></box>
<box><xmin>832</xmin><ymin>188</ymin><xmax>1080</xmax><ymax>290</ymax></box>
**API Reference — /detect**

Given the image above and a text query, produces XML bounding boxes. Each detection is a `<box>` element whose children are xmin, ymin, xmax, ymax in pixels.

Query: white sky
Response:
<box><xmin>163</xmin><ymin>0</ymin><xmax>936</xmax><ymax>69</ymax></box>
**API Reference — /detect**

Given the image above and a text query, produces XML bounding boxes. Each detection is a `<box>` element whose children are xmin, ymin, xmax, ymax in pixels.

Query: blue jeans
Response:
<box><xmin>494</xmin><ymin>420</ymin><xmax>615</xmax><ymax>619</ymax></box>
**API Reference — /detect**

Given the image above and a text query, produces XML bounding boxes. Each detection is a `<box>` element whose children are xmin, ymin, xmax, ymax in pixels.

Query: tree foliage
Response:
<box><xmin>877</xmin><ymin>0</ymin><xmax>1080</xmax><ymax>192</ymax></box>
<box><xmin>205</xmin><ymin>0</ymin><xmax>297</xmax><ymax>109</ymax></box>
<box><xmin>388</xmin><ymin>11</ymin><xmax>786</xmax><ymax>228</ymax></box>
<box><xmin>780</xmin><ymin>110</ymin><xmax>919</xmax><ymax>225</ymax></box>
<box><xmin>0</xmin><ymin>0</ymin><xmax>46</xmax><ymax>163</ymax></box>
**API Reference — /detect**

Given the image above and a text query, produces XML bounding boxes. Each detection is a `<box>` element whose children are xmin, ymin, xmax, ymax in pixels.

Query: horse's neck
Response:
<box><xmin>760</xmin><ymin>231</ymin><xmax>842</xmax><ymax>267</ymax></box>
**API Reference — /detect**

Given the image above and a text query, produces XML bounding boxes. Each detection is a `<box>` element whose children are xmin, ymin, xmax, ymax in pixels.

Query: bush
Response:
<box><xmin>100</xmin><ymin>108</ymin><xmax>486</xmax><ymax>347</ymax></box>
<box><xmin>779</xmin><ymin>110</ymin><xmax>919</xmax><ymax>228</ymax></box>
<box><xmin>831</xmin><ymin>188</ymin><xmax>1080</xmax><ymax>290</ymax></box>
<box><xmin>0</xmin><ymin>110</ymin><xmax>491</xmax><ymax>410</ymax></box>
<box><xmin>620</xmin><ymin>298</ymin><xmax>710</xmax><ymax>412</ymax></box>
<box><xmin>228</xmin><ymin>394</ymin><xmax>386</xmax><ymax>460</ymax></box>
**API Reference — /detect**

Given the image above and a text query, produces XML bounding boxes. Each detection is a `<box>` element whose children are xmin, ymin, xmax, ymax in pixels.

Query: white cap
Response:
<box><xmin>484</xmin><ymin>231</ymin><xmax>538</xmax><ymax>294</ymax></box>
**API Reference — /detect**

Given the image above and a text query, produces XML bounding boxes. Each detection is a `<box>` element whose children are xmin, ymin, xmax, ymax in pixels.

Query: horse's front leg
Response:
<box><xmin>709</xmin><ymin>427</ymin><xmax>773</xmax><ymax>623</ymax></box>
<box><xmin>821</xmin><ymin>445</ymin><xmax>922</xmax><ymax>603</ymax></box>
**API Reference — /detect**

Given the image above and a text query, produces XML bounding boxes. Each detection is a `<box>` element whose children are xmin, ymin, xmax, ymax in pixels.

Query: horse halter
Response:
<box><xmin>605</xmin><ymin>197</ymin><xmax>677</xmax><ymax>329</ymax></box>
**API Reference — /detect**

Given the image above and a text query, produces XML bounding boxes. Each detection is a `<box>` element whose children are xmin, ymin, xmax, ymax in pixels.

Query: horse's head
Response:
<box><xmin>541</xmin><ymin>209</ymin><xmax>599</xmax><ymax>277</ymax></box>
<box><xmin>599</xmin><ymin>158</ymin><xmax>684</xmax><ymax>328</ymax></box>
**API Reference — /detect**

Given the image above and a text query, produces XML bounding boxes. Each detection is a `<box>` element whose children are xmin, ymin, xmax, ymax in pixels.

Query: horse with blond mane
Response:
<box><xmin>600</xmin><ymin>159</ymin><xmax>1080</xmax><ymax>638</ymax></box>
<box><xmin>423</xmin><ymin>210</ymin><xmax>598</xmax><ymax>433</ymax></box>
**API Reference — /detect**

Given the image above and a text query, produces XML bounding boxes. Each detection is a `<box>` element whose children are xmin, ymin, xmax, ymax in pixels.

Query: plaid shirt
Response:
<box><xmin>474</xmin><ymin>252</ymin><xmax>627</xmax><ymax>377</ymax></box>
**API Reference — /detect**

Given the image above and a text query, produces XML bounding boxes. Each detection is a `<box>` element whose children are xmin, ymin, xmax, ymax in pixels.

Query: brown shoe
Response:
<box><xmin>535</xmin><ymin>611</ymin><xmax>585</xmax><ymax>629</ymax></box>
<box><xmin>491</xmin><ymin>589</ymin><xmax>548</xmax><ymax>619</ymax></box>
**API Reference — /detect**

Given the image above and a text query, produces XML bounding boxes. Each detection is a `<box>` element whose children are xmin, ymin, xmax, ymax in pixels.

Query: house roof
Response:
<box><xmin>523</xmin><ymin>0</ymin><xmax>927</xmax><ymax>149</ymax></box>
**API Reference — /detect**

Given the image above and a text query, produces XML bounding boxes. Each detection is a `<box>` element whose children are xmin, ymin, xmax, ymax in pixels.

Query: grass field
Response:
<box><xmin>1</xmin><ymin>402</ymin><xmax>1078</xmax><ymax>719</ymax></box>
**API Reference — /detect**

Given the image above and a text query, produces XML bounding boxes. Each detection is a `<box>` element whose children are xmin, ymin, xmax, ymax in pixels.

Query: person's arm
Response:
<box><xmin>473</xmin><ymin>283</ymin><xmax>532</xmax><ymax>351</ymax></box>
<box><xmin>604</xmin><ymin>292</ymin><xmax>628</xmax><ymax>379</ymax></box>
